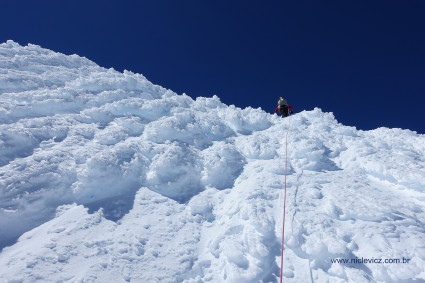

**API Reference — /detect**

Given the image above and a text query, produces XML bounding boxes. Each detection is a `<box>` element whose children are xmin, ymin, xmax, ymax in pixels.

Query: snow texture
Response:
<box><xmin>1</xmin><ymin>40</ymin><xmax>425</xmax><ymax>282</ymax></box>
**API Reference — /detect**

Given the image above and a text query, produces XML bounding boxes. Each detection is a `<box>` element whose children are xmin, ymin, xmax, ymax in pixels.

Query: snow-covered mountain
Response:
<box><xmin>1</xmin><ymin>40</ymin><xmax>425</xmax><ymax>282</ymax></box>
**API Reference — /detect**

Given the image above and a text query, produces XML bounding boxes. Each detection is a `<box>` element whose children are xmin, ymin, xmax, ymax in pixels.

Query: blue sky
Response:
<box><xmin>1</xmin><ymin>1</ymin><xmax>424</xmax><ymax>133</ymax></box>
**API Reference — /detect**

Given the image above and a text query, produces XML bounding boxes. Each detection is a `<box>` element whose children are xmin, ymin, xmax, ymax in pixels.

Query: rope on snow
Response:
<box><xmin>280</xmin><ymin>114</ymin><xmax>292</xmax><ymax>283</ymax></box>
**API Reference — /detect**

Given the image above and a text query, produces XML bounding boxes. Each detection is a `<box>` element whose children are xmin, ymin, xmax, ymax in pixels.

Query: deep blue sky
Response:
<box><xmin>1</xmin><ymin>1</ymin><xmax>424</xmax><ymax>133</ymax></box>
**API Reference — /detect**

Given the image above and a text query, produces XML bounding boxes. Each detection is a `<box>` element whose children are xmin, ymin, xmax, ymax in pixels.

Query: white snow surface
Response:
<box><xmin>1</xmin><ymin>40</ymin><xmax>425</xmax><ymax>282</ymax></box>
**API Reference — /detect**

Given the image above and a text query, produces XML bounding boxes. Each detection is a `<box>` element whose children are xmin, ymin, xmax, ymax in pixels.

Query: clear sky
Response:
<box><xmin>1</xmin><ymin>0</ymin><xmax>424</xmax><ymax>133</ymax></box>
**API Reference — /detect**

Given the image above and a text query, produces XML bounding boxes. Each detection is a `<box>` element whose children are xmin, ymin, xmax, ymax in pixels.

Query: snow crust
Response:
<box><xmin>1</xmin><ymin>40</ymin><xmax>425</xmax><ymax>282</ymax></box>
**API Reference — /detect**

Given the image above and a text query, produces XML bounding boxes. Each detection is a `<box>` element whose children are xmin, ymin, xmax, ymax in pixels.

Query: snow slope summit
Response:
<box><xmin>1</xmin><ymin>41</ymin><xmax>425</xmax><ymax>282</ymax></box>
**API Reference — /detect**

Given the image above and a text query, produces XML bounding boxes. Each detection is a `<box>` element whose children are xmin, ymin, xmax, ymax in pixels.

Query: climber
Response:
<box><xmin>274</xmin><ymin>97</ymin><xmax>294</xmax><ymax>118</ymax></box>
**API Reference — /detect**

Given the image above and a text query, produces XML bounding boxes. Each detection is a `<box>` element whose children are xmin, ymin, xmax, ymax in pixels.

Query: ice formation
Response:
<box><xmin>1</xmin><ymin>41</ymin><xmax>425</xmax><ymax>282</ymax></box>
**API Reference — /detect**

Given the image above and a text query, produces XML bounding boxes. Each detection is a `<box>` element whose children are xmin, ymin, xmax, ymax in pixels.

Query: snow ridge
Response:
<box><xmin>1</xmin><ymin>41</ymin><xmax>425</xmax><ymax>282</ymax></box>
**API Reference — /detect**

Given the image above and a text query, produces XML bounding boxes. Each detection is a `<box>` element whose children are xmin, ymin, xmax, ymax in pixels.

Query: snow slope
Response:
<box><xmin>1</xmin><ymin>40</ymin><xmax>425</xmax><ymax>282</ymax></box>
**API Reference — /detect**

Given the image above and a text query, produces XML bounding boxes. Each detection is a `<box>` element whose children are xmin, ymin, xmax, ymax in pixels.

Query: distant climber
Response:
<box><xmin>274</xmin><ymin>97</ymin><xmax>294</xmax><ymax>118</ymax></box>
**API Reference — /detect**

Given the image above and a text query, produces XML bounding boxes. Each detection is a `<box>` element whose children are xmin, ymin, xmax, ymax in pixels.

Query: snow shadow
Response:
<box><xmin>85</xmin><ymin>192</ymin><xmax>136</xmax><ymax>222</ymax></box>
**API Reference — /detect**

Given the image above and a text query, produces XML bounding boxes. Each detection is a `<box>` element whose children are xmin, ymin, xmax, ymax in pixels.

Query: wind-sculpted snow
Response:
<box><xmin>0</xmin><ymin>40</ymin><xmax>263</xmax><ymax>246</ymax></box>
<box><xmin>1</xmin><ymin>41</ymin><xmax>425</xmax><ymax>282</ymax></box>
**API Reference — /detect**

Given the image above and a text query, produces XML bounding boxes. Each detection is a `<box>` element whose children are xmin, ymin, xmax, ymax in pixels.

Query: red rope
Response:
<box><xmin>280</xmin><ymin>114</ymin><xmax>292</xmax><ymax>283</ymax></box>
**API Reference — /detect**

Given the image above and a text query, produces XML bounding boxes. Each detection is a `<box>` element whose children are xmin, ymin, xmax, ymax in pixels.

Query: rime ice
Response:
<box><xmin>1</xmin><ymin>41</ymin><xmax>425</xmax><ymax>282</ymax></box>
